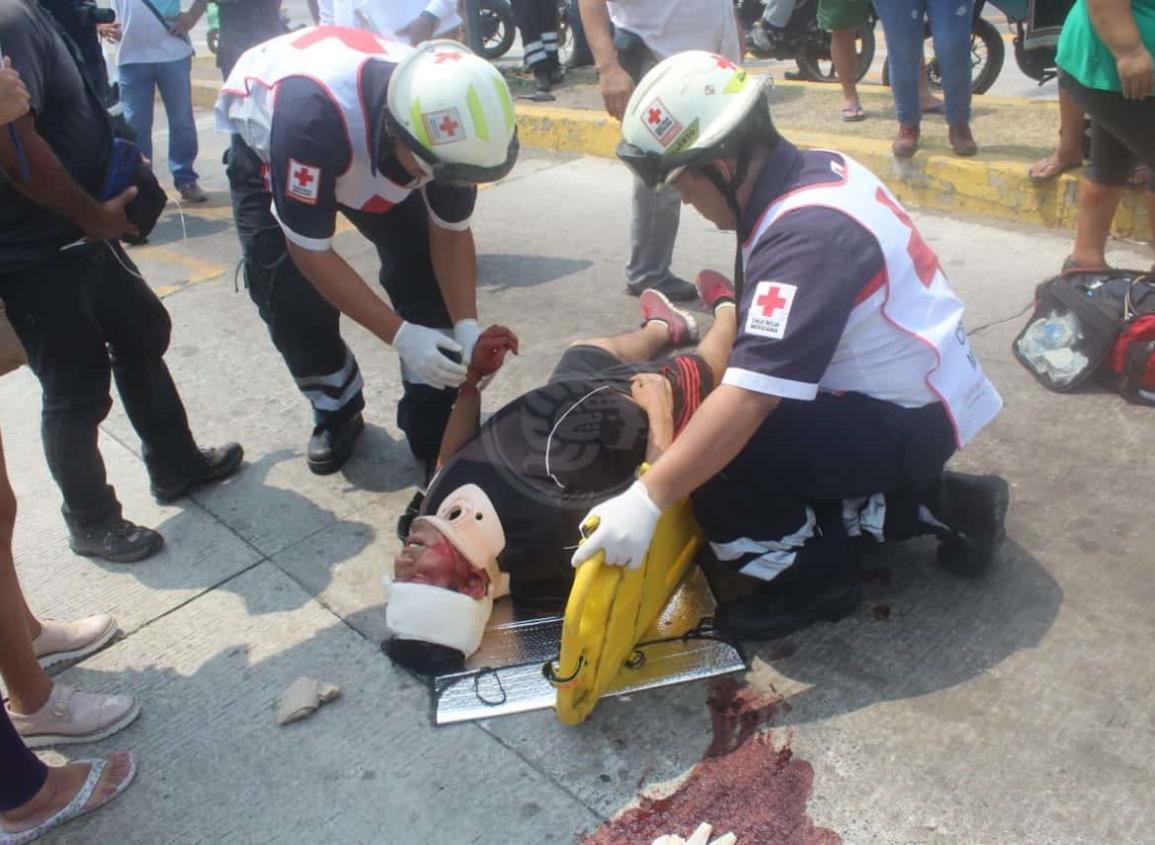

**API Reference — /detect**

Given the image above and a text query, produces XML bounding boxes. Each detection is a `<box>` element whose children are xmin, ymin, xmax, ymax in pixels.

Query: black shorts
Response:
<box><xmin>550</xmin><ymin>345</ymin><xmax>713</xmax><ymax>434</ymax></box>
<box><xmin>1061</xmin><ymin>73</ymin><xmax>1155</xmax><ymax>190</ymax></box>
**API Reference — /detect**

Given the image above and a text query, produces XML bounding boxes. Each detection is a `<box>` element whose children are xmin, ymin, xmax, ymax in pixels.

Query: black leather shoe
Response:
<box><xmin>717</xmin><ymin>581</ymin><xmax>863</xmax><ymax>642</ymax></box>
<box><xmin>152</xmin><ymin>443</ymin><xmax>245</xmax><ymax>503</ymax></box>
<box><xmin>626</xmin><ymin>276</ymin><xmax>698</xmax><ymax>303</ymax></box>
<box><xmin>307</xmin><ymin>414</ymin><xmax>364</xmax><ymax>475</ymax></box>
<box><xmin>932</xmin><ymin>471</ymin><xmax>1010</xmax><ymax>577</ymax></box>
<box><xmin>533</xmin><ymin>66</ymin><xmax>552</xmax><ymax>93</ymax></box>
<box><xmin>70</xmin><ymin>518</ymin><xmax>164</xmax><ymax>563</ymax></box>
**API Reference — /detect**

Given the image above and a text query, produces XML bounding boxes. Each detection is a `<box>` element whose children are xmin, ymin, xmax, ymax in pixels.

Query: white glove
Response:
<box><xmin>392</xmin><ymin>321</ymin><xmax>468</xmax><ymax>390</ymax></box>
<box><xmin>570</xmin><ymin>480</ymin><xmax>661</xmax><ymax>570</ymax></box>
<box><xmin>652</xmin><ymin>823</ymin><xmax>737</xmax><ymax>845</ymax></box>
<box><xmin>453</xmin><ymin>318</ymin><xmax>481</xmax><ymax>367</ymax></box>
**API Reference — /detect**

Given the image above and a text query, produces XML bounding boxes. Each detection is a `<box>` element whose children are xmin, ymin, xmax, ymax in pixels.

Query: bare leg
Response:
<box><xmin>1030</xmin><ymin>87</ymin><xmax>1086</xmax><ymax>180</ymax></box>
<box><xmin>576</xmin><ymin>322</ymin><xmax>670</xmax><ymax>363</ymax></box>
<box><xmin>0</xmin><ymin>431</ymin><xmax>53</xmax><ymax>716</ymax></box>
<box><xmin>694</xmin><ymin>305</ymin><xmax>738</xmax><ymax>389</ymax></box>
<box><xmin>1071</xmin><ymin>177</ymin><xmax>1124</xmax><ymax>269</ymax></box>
<box><xmin>918</xmin><ymin>58</ymin><xmax>943</xmax><ymax>112</ymax></box>
<box><xmin>1146</xmin><ymin>189</ymin><xmax>1155</xmax><ymax>266</ymax></box>
<box><xmin>831</xmin><ymin>29</ymin><xmax>862</xmax><ymax>113</ymax></box>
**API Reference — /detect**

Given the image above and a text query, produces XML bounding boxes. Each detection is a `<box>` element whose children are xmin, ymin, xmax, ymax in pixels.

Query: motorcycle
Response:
<box><xmin>474</xmin><ymin>0</ymin><xmax>578</xmax><ymax>64</ymax></box>
<box><xmin>881</xmin><ymin>0</ymin><xmax>1074</xmax><ymax>94</ymax></box>
<box><xmin>736</xmin><ymin>0</ymin><xmax>877</xmax><ymax>83</ymax></box>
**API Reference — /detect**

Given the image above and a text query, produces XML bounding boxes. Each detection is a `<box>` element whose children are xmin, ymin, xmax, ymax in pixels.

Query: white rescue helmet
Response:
<box><xmin>618</xmin><ymin>50</ymin><xmax>773</xmax><ymax>188</ymax></box>
<box><xmin>385</xmin><ymin>40</ymin><xmax>519</xmax><ymax>184</ymax></box>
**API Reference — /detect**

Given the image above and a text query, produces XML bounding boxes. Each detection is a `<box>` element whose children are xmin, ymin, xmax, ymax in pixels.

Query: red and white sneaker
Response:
<box><xmin>640</xmin><ymin>288</ymin><xmax>699</xmax><ymax>346</ymax></box>
<box><xmin>696</xmin><ymin>269</ymin><xmax>736</xmax><ymax>313</ymax></box>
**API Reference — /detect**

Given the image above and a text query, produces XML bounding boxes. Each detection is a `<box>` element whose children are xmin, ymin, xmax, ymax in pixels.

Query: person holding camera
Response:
<box><xmin>38</xmin><ymin>0</ymin><xmax>115</xmax><ymax>103</ymax></box>
<box><xmin>104</xmin><ymin>0</ymin><xmax>208</xmax><ymax>204</ymax></box>
<box><xmin>0</xmin><ymin>0</ymin><xmax>243</xmax><ymax>564</ymax></box>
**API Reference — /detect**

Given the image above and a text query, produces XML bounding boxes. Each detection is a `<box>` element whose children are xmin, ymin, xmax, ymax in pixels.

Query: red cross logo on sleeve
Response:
<box><xmin>293</xmin><ymin>166</ymin><xmax>315</xmax><ymax>188</ymax></box>
<box><xmin>757</xmin><ymin>285</ymin><xmax>788</xmax><ymax>316</ymax></box>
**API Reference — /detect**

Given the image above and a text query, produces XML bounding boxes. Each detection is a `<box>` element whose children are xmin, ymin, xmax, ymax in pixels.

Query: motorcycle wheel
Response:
<box><xmin>881</xmin><ymin>18</ymin><xmax>1006</xmax><ymax>94</ymax></box>
<box><xmin>969</xmin><ymin>17</ymin><xmax>1005</xmax><ymax>94</ymax></box>
<box><xmin>478</xmin><ymin>0</ymin><xmax>517</xmax><ymax>61</ymax></box>
<box><xmin>795</xmin><ymin>24</ymin><xmax>876</xmax><ymax>83</ymax></box>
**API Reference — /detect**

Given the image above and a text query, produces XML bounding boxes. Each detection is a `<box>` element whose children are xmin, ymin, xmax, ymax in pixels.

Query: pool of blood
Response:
<box><xmin>581</xmin><ymin>677</ymin><xmax>841</xmax><ymax>845</ymax></box>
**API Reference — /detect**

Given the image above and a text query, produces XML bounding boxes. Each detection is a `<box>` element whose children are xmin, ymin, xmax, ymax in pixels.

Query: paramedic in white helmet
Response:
<box><xmin>216</xmin><ymin>30</ymin><xmax>519</xmax><ymax>477</ymax></box>
<box><xmin>572</xmin><ymin>51</ymin><xmax>1010</xmax><ymax>642</ymax></box>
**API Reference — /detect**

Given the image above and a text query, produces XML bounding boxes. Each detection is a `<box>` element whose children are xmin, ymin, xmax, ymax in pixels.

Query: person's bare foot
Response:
<box><xmin>1029</xmin><ymin>149</ymin><xmax>1082</xmax><ymax>182</ymax></box>
<box><xmin>0</xmin><ymin>752</ymin><xmax>135</xmax><ymax>835</ymax></box>
<box><xmin>920</xmin><ymin>95</ymin><xmax>944</xmax><ymax>114</ymax></box>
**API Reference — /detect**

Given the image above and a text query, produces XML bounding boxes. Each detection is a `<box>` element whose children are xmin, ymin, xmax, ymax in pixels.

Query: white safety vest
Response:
<box><xmin>742</xmin><ymin>153</ymin><xmax>1004</xmax><ymax>447</ymax></box>
<box><xmin>215</xmin><ymin>27</ymin><xmax>420</xmax><ymax>214</ymax></box>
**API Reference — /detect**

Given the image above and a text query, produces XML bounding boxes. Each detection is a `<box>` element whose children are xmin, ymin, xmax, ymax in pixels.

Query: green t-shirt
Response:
<box><xmin>1057</xmin><ymin>0</ymin><xmax>1155</xmax><ymax>91</ymax></box>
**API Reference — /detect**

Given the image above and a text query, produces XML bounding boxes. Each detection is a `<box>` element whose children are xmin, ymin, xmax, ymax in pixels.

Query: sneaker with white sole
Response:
<box><xmin>8</xmin><ymin>683</ymin><xmax>140</xmax><ymax>749</ymax></box>
<box><xmin>695</xmin><ymin>269</ymin><xmax>736</xmax><ymax>314</ymax></box>
<box><xmin>33</xmin><ymin>615</ymin><xmax>119</xmax><ymax>670</ymax></box>
<box><xmin>640</xmin><ymin>288</ymin><xmax>699</xmax><ymax>346</ymax></box>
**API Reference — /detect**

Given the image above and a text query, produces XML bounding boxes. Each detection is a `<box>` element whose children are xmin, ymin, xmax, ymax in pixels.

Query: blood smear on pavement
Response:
<box><xmin>581</xmin><ymin>677</ymin><xmax>841</xmax><ymax>845</ymax></box>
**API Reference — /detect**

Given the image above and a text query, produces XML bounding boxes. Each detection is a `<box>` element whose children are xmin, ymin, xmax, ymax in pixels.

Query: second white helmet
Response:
<box><xmin>618</xmin><ymin>51</ymin><xmax>772</xmax><ymax>187</ymax></box>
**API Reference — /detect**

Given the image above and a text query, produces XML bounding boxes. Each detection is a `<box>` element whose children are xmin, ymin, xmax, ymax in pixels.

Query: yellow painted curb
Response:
<box><xmin>513</xmin><ymin>104</ymin><xmax>1148</xmax><ymax>239</ymax></box>
<box><xmin>191</xmin><ymin>82</ymin><xmax>1147</xmax><ymax>238</ymax></box>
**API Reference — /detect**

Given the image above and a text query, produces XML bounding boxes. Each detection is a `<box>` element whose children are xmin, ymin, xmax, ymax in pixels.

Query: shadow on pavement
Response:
<box><xmin>477</xmin><ymin>253</ymin><xmax>594</xmax><ymax>291</ymax></box>
<box><xmin>87</xmin><ymin>450</ymin><xmax>379</xmax><ymax>615</ymax></box>
<box><xmin>737</xmin><ymin>537</ymin><xmax>1063</xmax><ymax>727</ymax></box>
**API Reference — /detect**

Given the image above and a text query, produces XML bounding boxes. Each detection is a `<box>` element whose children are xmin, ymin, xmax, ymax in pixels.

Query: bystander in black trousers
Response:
<box><xmin>225</xmin><ymin>135</ymin><xmax>455</xmax><ymax>460</ymax></box>
<box><xmin>0</xmin><ymin>244</ymin><xmax>203</xmax><ymax>534</ymax></box>
<box><xmin>0</xmin><ymin>706</ymin><xmax>46</xmax><ymax>812</ymax></box>
<box><xmin>511</xmin><ymin>0</ymin><xmax>561</xmax><ymax>71</ymax></box>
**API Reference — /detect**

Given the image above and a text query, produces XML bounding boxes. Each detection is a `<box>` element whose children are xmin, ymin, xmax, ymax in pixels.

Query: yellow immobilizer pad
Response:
<box><xmin>551</xmin><ymin>498</ymin><xmax>704</xmax><ymax>726</ymax></box>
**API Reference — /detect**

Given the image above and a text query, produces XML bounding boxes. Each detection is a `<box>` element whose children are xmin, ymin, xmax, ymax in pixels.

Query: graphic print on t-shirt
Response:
<box><xmin>744</xmin><ymin>281</ymin><xmax>798</xmax><ymax>340</ymax></box>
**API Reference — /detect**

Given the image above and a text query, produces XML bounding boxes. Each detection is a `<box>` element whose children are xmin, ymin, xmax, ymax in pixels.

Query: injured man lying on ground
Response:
<box><xmin>382</xmin><ymin>271</ymin><xmax>1011</xmax><ymax>675</ymax></box>
<box><xmin>382</xmin><ymin>272</ymin><xmax>735</xmax><ymax>674</ymax></box>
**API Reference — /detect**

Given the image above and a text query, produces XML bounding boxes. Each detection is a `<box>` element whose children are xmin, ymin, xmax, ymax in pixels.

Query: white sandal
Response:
<box><xmin>0</xmin><ymin>753</ymin><xmax>136</xmax><ymax>845</ymax></box>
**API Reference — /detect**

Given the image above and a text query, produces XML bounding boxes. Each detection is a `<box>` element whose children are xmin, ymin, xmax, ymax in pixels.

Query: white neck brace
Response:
<box><xmin>385</xmin><ymin>581</ymin><xmax>493</xmax><ymax>658</ymax></box>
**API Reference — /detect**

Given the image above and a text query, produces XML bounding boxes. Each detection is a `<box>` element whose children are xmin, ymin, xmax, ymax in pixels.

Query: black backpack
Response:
<box><xmin>1013</xmin><ymin>269</ymin><xmax>1155</xmax><ymax>404</ymax></box>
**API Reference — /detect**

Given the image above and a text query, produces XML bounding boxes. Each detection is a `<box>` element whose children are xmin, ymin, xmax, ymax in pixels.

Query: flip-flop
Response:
<box><xmin>0</xmin><ymin>754</ymin><xmax>137</xmax><ymax>845</ymax></box>
<box><xmin>841</xmin><ymin>105</ymin><xmax>866</xmax><ymax>122</ymax></box>
<box><xmin>1129</xmin><ymin>164</ymin><xmax>1151</xmax><ymax>187</ymax></box>
<box><xmin>921</xmin><ymin>101</ymin><xmax>945</xmax><ymax>114</ymax></box>
<box><xmin>1029</xmin><ymin>155</ymin><xmax>1081</xmax><ymax>183</ymax></box>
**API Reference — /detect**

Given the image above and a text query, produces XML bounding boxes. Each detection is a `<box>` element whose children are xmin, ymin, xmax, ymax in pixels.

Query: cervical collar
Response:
<box><xmin>384</xmin><ymin>580</ymin><xmax>494</xmax><ymax>657</ymax></box>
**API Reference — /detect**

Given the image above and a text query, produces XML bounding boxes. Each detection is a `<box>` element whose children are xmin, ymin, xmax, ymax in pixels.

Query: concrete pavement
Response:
<box><xmin>4</xmin><ymin>126</ymin><xmax>1155</xmax><ymax>843</ymax></box>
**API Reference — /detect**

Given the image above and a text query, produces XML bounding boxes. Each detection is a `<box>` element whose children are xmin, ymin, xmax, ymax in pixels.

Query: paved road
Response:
<box><xmin>5</xmin><ymin>125</ymin><xmax>1155</xmax><ymax>844</ymax></box>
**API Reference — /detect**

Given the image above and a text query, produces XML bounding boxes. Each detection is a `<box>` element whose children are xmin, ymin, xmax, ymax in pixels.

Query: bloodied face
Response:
<box><xmin>393</xmin><ymin>519</ymin><xmax>488</xmax><ymax>599</ymax></box>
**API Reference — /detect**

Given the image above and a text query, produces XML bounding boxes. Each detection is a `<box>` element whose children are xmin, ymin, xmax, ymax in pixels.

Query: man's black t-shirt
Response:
<box><xmin>0</xmin><ymin>0</ymin><xmax>112</xmax><ymax>272</ymax></box>
<box><xmin>215</xmin><ymin>0</ymin><xmax>284</xmax><ymax>75</ymax></box>
<box><xmin>422</xmin><ymin>348</ymin><xmax>653</xmax><ymax>605</ymax></box>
